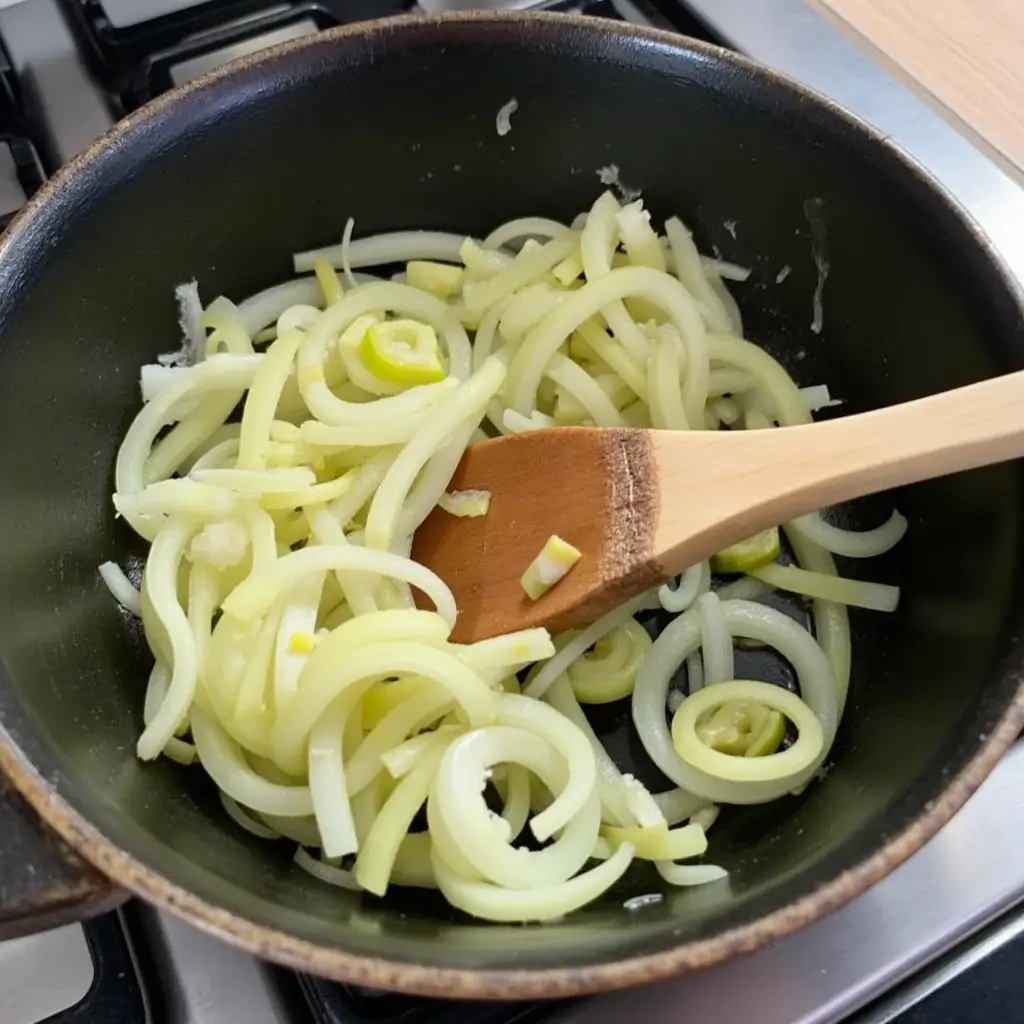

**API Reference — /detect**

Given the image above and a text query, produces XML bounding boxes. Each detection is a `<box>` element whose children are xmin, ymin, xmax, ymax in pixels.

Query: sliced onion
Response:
<box><xmin>658</xmin><ymin>561</ymin><xmax>710</xmax><ymax>613</ymax></box>
<box><xmin>432</xmin><ymin>840</ymin><xmax>634</xmax><ymax>922</ymax></box>
<box><xmin>294</xmin><ymin>846</ymin><xmax>360</xmax><ymax>890</ymax></box>
<box><xmin>98</xmin><ymin>561</ymin><xmax>142</xmax><ymax>616</ymax></box>
<box><xmin>192</xmin><ymin>709</ymin><xmax>313</xmax><ymax>816</ymax></box>
<box><xmin>355</xmin><ymin>745</ymin><xmax>444</xmax><ymax>896</ymax></box>
<box><xmin>428</xmin><ymin>726</ymin><xmax>601</xmax><ymax>890</ymax></box>
<box><xmin>787</xmin><ymin>510</ymin><xmax>908</xmax><ymax>558</ymax></box>
<box><xmin>750</xmin><ymin>562</ymin><xmax>900</xmax><ymax>612</ymax></box>
<box><xmin>655</xmin><ymin>861</ymin><xmax>728</xmax><ymax>887</ymax></box>
<box><xmin>496</xmin><ymin>693</ymin><xmax>597</xmax><ymax>842</ymax></box>
<box><xmin>695</xmin><ymin>592</ymin><xmax>733</xmax><ymax>685</ymax></box>
<box><xmin>220</xmin><ymin>793</ymin><xmax>282</xmax><ymax>840</ymax></box>
<box><xmin>524</xmin><ymin>592</ymin><xmax>651</xmax><ymax>700</ymax></box>
<box><xmin>633</xmin><ymin>599</ymin><xmax>837</xmax><ymax>803</ymax></box>
<box><xmin>671</xmin><ymin>680</ymin><xmax>824</xmax><ymax>784</ymax></box>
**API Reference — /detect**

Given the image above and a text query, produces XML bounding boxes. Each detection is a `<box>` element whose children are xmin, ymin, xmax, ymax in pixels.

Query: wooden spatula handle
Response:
<box><xmin>653</xmin><ymin>369</ymin><xmax>1024</xmax><ymax>572</ymax></box>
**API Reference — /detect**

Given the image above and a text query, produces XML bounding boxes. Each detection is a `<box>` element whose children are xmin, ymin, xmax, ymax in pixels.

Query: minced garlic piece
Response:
<box><xmin>437</xmin><ymin>489</ymin><xmax>491</xmax><ymax>518</ymax></box>
<box><xmin>521</xmin><ymin>534</ymin><xmax>582</xmax><ymax>600</ymax></box>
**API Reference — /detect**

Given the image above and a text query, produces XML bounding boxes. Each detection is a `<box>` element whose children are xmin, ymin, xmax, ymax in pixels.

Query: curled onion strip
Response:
<box><xmin>99</xmin><ymin>561</ymin><xmax>142</xmax><ymax>616</ymax></box>
<box><xmin>671</xmin><ymin>680</ymin><xmax>824</xmax><ymax>784</ymax></box>
<box><xmin>695</xmin><ymin>592</ymin><xmax>733</xmax><ymax>686</ymax></box>
<box><xmin>524</xmin><ymin>592</ymin><xmax>652</xmax><ymax>700</ymax></box>
<box><xmin>431</xmin><ymin>841</ymin><xmax>635</xmax><ymax>923</ymax></box>
<box><xmin>221</xmin><ymin>546</ymin><xmax>456</xmax><ymax>626</ymax></box>
<box><xmin>137</xmin><ymin>519</ymin><xmax>197</xmax><ymax>760</ymax></box>
<box><xmin>355</xmin><ymin>745</ymin><xmax>445</xmax><ymax>896</ymax></box>
<box><xmin>192</xmin><ymin>708</ymin><xmax>313</xmax><ymax>816</ymax></box>
<box><xmin>429</xmin><ymin>726</ymin><xmax>600</xmax><ymax>890</ymax></box>
<box><xmin>495</xmin><ymin>693</ymin><xmax>597</xmax><ymax>842</ymax></box>
<box><xmin>633</xmin><ymin>599</ymin><xmax>837</xmax><ymax>803</ymax></box>
<box><xmin>275</xmin><ymin>637</ymin><xmax>494</xmax><ymax>775</ymax></box>
<box><xmin>658</xmin><ymin>561</ymin><xmax>710</xmax><ymax>613</ymax></box>
<box><xmin>787</xmin><ymin>510</ymin><xmax>908</xmax><ymax>558</ymax></box>
<box><xmin>507</xmin><ymin>265</ymin><xmax>707</xmax><ymax>427</ymax></box>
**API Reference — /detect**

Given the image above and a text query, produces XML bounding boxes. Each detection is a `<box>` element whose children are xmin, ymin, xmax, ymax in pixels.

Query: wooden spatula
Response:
<box><xmin>412</xmin><ymin>370</ymin><xmax>1024</xmax><ymax>642</ymax></box>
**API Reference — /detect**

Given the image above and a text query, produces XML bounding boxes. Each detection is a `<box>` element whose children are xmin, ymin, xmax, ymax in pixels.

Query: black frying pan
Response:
<box><xmin>1</xmin><ymin>11</ymin><xmax>1023</xmax><ymax>1001</ymax></box>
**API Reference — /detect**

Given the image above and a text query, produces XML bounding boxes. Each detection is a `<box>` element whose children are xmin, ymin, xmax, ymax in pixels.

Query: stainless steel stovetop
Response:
<box><xmin>1</xmin><ymin>2</ymin><xmax>1022</xmax><ymax>1023</ymax></box>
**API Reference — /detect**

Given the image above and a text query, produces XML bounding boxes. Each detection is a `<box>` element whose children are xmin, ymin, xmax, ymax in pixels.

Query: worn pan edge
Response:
<box><xmin>1</xmin><ymin>9</ymin><xmax>1024</xmax><ymax>1000</ymax></box>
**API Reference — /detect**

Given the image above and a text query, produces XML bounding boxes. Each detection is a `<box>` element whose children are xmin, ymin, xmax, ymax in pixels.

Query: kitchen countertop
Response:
<box><xmin>681</xmin><ymin>0</ymin><xmax>1024</xmax><ymax>283</ymax></box>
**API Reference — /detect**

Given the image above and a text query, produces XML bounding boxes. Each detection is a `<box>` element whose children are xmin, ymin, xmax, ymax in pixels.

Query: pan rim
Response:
<box><xmin>2</xmin><ymin>8</ymin><xmax>1024</xmax><ymax>1000</ymax></box>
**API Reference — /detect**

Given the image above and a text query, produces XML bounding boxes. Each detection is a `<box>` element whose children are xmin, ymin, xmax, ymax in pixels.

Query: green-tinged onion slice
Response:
<box><xmin>672</xmin><ymin>680</ymin><xmax>823</xmax><ymax>784</ymax></box>
<box><xmin>568</xmin><ymin>619</ymin><xmax>652</xmax><ymax>704</ymax></box>
<box><xmin>696</xmin><ymin>699</ymin><xmax>786</xmax><ymax>757</ymax></box>
<box><xmin>711</xmin><ymin>526</ymin><xmax>781</xmax><ymax>573</ymax></box>
<box><xmin>358</xmin><ymin>320</ymin><xmax>445</xmax><ymax>386</ymax></box>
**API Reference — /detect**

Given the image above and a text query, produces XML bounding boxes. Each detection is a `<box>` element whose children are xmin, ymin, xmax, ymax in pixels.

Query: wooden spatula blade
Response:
<box><xmin>411</xmin><ymin>428</ymin><xmax>660</xmax><ymax>642</ymax></box>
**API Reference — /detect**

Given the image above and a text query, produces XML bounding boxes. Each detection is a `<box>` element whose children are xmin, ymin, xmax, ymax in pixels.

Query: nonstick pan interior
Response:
<box><xmin>0</xmin><ymin>14</ymin><xmax>1023</xmax><ymax>996</ymax></box>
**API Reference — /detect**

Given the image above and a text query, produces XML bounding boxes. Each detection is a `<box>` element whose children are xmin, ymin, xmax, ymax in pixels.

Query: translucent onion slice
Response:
<box><xmin>658</xmin><ymin>561</ymin><xmax>710</xmax><ymax>613</ymax></box>
<box><xmin>114</xmin><ymin>479</ymin><xmax>244</xmax><ymax>522</ymax></box>
<box><xmin>236</xmin><ymin>329</ymin><xmax>304</xmax><ymax>471</ymax></box>
<box><xmin>391</xmin><ymin>832</ymin><xmax>437</xmax><ymax>889</ymax></box>
<box><xmin>142</xmin><ymin>663</ymin><xmax>197</xmax><ymax>765</ymax></box>
<box><xmin>294</xmin><ymin>846</ymin><xmax>360</xmax><ymax>890</ymax></box>
<box><xmin>220</xmin><ymin>793</ymin><xmax>281</xmax><ymax>840</ymax></box>
<box><xmin>294</xmin><ymin>230</ymin><xmax>468</xmax><ymax>274</ymax></box>
<box><xmin>482</xmin><ymin>216</ymin><xmax>570</xmax><ymax>250</ymax></box>
<box><xmin>655</xmin><ymin>861</ymin><xmax>728</xmax><ymax>887</ymax></box>
<box><xmin>192</xmin><ymin>708</ymin><xmax>313</xmax><ymax>816</ymax></box>
<box><xmin>787</xmin><ymin>510</ymin><xmax>908</xmax><ymax>558</ymax></box>
<box><xmin>633</xmin><ymin>599</ymin><xmax>837</xmax><ymax>803</ymax></box>
<box><xmin>646</xmin><ymin>331</ymin><xmax>690</xmax><ymax>430</ymax></box>
<box><xmin>98</xmin><ymin>561</ymin><xmax>142</xmax><ymax>616</ymax></box>
<box><xmin>524</xmin><ymin>592</ymin><xmax>652</xmax><ymax>700</ymax></box>
<box><xmin>381</xmin><ymin>723</ymin><xmax>463</xmax><ymax>778</ymax></box>
<box><xmin>463</xmin><ymin>234</ymin><xmax>575</xmax><ymax>313</ymax></box>
<box><xmin>308</xmin><ymin>695</ymin><xmax>359</xmax><ymax>858</ymax></box>
<box><xmin>707</xmin><ymin>334</ymin><xmax>810</xmax><ymax>428</ymax></box>
<box><xmin>431</xmin><ymin>841</ymin><xmax>635</xmax><ymax>923</ymax></box>
<box><xmin>355</xmin><ymin>745</ymin><xmax>445</xmax><ymax>896</ymax></box>
<box><xmin>664</xmin><ymin>217</ymin><xmax>734</xmax><ymax>335</ymax></box>
<box><xmin>579</xmin><ymin>191</ymin><xmax>650</xmax><ymax>366</ymax></box>
<box><xmin>429</xmin><ymin>725</ymin><xmax>600</xmax><ymax>890</ymax></box>
<box><xmin>507</xmin><ymin>265</ymin><xmax>708</xmax><ymax>428</ymax></box>
<box><xmin>345</xmin><ymin>682</ymin><xmax>451</xmax><ymax>796</ymax></box>
<box><xmin>275</xmin><ymin>636</ymin><xmax>494</xmax><ymax>775</ymax></box>
<box><xmin>543</xmin><ymin>674</ymin><xmax>636</xmax><ymax>827</ymax></box>
<box><xmin>671</xmin><ymin>680</ymin><xmax>824</xmax><ymax>784</ymax></box>
<box><xmin>695</xmin><ymin>592</ymin><xmax>733</xmax><ymax>686</ymax></box>
<box><xmin>220</xmin><ymin>546</ymin><xmax>456</xmax><ymax>626</ymax></box>
<box><xmin>364</xmin><ymin>357</ymin><xmax>506</xmax><ymax>551</ymax></box>
<box><xmin>296</xmin><ymin>284</ymin><xmax>470</xmax><ymax>428</ymax></box>
<box><xmin>115</xmin><ymin>354</ymin><xmax>265</xmax><ymax>527</ymax></box>
<box><xmin>237</xmin><ymin>278</ymin><xmax>323</xmax><ymax>336</ymax></box>
<box><xmin>137</xmin><ymin>519</ymin><xmax>197</xmax><ymax>760</ymax></box>
<box><xmin>653</xmin><ymin>787</ymin><xmax>709</xmax><ymax>826</ymax></box>
<box><xmin>603</xmin><ymin>821</ymin><xmax>706</xmax><ymax>861</ymax></box>
<box><xmin>261</xmin><ymin>813</ymin><xmax>323</xmax><ymax>848</ymax></box>
<box><xmin>190</xmin><ymin>467</ymin><xmax>315</xmax><ymax>494</ymax></box>
<box><xmin>567</xmin><ymin>619</ymin><xmax>652</xmax><ymax>704</ymax></box>
<box><xmin>456</xmin><ymin>628</ymin><xmax>556</xmax><ymax>675</ymax></box>
<box><xmin>495</xmin><ymin>693</ymin><xmax>597</xmax><ymax>842</ymax></box>
<box><xmin>750</xmin><ymin>562</ymin><xmax>900</xmax><ymax>612</ymax></box>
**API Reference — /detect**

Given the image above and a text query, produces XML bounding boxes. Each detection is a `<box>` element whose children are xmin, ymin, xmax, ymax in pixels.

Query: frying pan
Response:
<box><xmin>1</xmin><ymin>11</ymin><xmax>1023</xmax><ymax>1001</ymax></box>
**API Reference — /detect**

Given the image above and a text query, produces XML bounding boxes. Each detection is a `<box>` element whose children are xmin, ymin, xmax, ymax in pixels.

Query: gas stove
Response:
<box><xmin>0</xmin><ymin>2</ymin><xmax>1022</xmax><ymax>1023</ymax></box>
